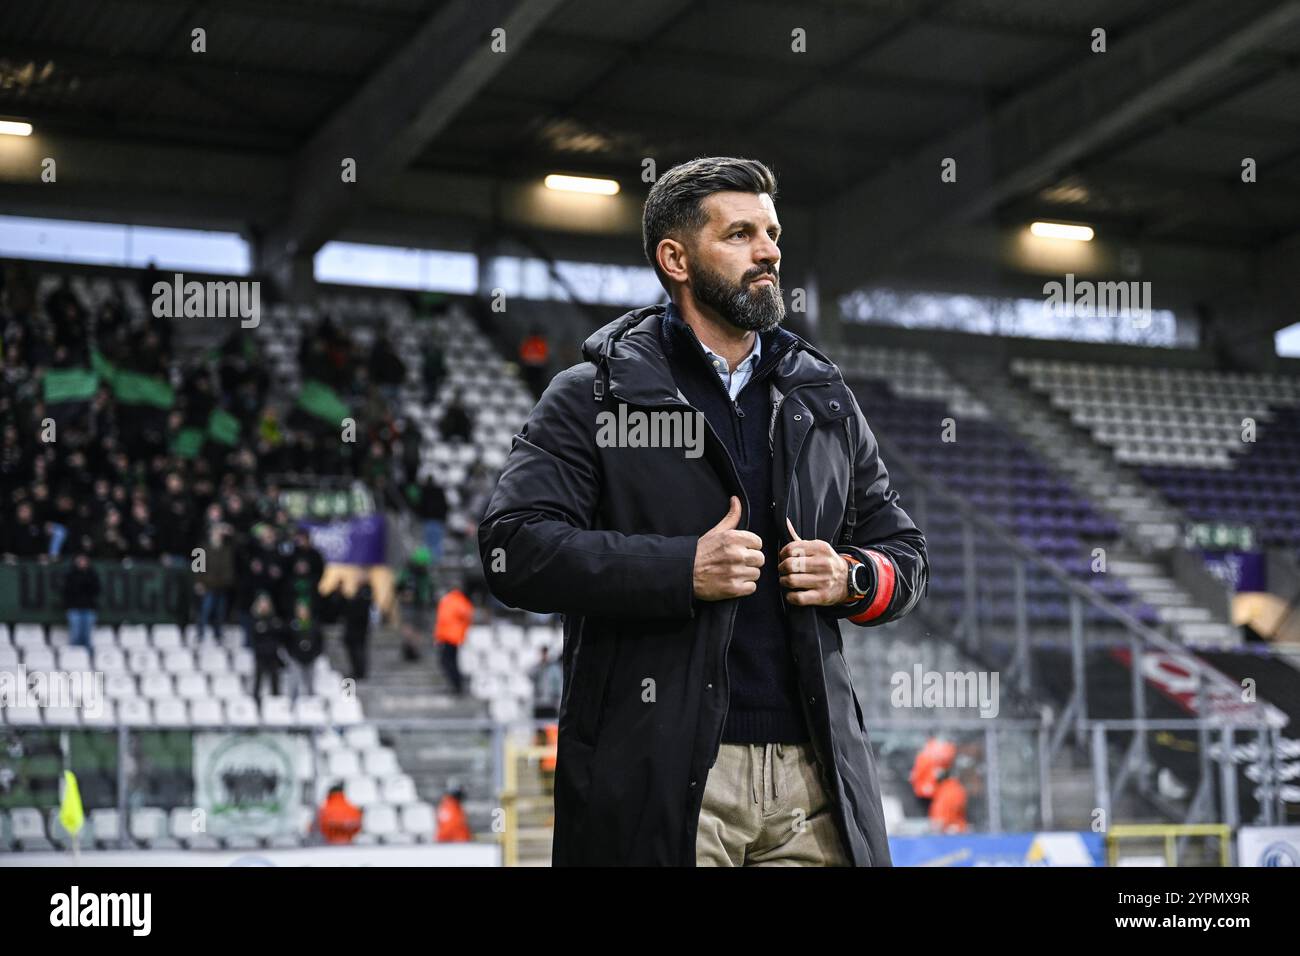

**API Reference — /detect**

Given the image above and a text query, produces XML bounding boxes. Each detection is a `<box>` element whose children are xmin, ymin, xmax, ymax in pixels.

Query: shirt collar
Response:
<box><xmin>665</xmin><ymin>300</ymin><xmax>763</xmax><ymax>375</ymax></box>
<box><xmin>700</xmin><ymin>332</ymin><xmax>762</xmax><ymax>376</ymax></box>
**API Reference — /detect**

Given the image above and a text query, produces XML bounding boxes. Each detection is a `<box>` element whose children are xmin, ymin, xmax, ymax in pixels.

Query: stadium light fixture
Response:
<box><xmin>0</xmin><ymin>120</ymin><xmax>33</xmax><ymax>137</ymax></box>
<box><xmin>1030</xmin><ymin>221</ymin><xmax>1094</xmax><ymax>242</ymax></box>
<box><xmin>544</xmin><ymin>174</ymin><xmax>619</xmax><ymax>196</ymax></box>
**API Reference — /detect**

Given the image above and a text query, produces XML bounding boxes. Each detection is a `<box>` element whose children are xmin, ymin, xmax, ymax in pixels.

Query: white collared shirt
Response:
<box><xmin>701</xmin><ymin>334</ymin><xmax>762</xmax><ymax>400</ymax></box>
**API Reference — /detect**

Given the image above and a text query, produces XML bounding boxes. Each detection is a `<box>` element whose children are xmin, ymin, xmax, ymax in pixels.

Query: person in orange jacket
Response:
<box><xmin>315</xmin><ymin>783</ymin><xmax>363</xmax><ymax>845</ymax></box>
<box><xmin>910</xmin><ymin>737</ymin><xmax>957</xmax><ymax>814</ymax></box>
<box><xmin>518</xmin><ymin>327</ymin><xmax>551</xmax><ymax>397</ymax></box>
<box><xmin>929</xmin><ymin>771</ymin><xmax>968</xmax><ymax>834</ymax></box>
<box><xmin>436</xmin><ymin>784</ymin><xmax>472</xmax><ymax>842</ymax></box>
<box><xmin>536</xmin><ymin>723</ymin><xmax>559</xmax><ymax>797</ymax></box>
<box><xmin>434</xmin><ymin>582</ymin><xmax>473</xmax><ymax>697</ymax></box>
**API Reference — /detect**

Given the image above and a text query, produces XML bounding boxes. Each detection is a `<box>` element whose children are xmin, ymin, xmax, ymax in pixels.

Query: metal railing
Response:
<box><xmin>866</xmin><ymin>426</ymin><xmax>1290</xmax><ymax>826</ymax></box>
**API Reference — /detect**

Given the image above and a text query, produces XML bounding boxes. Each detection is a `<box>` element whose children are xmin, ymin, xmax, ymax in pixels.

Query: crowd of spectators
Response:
<box><xmin>0</xmin><ymin>259</ymin><xmax>490</xmax><ymax>673</ymax></box>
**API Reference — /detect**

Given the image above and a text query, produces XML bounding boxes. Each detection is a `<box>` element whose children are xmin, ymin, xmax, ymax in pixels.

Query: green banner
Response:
<box><xmin>207</xmin><ymin>409</ymin><xmax>241</xmax><ymax>446</ymax></box>
<box><xmin>43</xmin><ymin>368</ymin><xmax>98</xmax><ymax>404</ymax></box>
<box><xmin>172</xmin><ymin>427</ymin><xmax>206</xmax><ymax>459</ymax></box>
<box><xmin>112</xmin><ymin>370</ymin><xmax>174</xmax><ymax>408</ymax></box>
<box><xmin>91</xmin><ymin>350</ymin><xmax>174</xmax><ymax>408</ymax></box>
<box><xmin>0</xmin><ymin>560</ymin><xmax>191</xmax><ymax>625</ymax></box>
<box><xmin>296</xmin><ymin>379</ymin><xmax>350</xmax><ymax>425</ymax></box>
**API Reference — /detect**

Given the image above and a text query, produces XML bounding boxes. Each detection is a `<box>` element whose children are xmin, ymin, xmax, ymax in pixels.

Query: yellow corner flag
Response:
<box><xmin>59</xmin><ymin>770</ymin><xmax>85</xmax><ymax>838</ymax></box>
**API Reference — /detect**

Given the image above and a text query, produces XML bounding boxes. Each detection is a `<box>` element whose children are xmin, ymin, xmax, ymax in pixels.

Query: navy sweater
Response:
<box><xmin>661</xmin><ymin>309</ymin><xmax>810</xmax><ymax>745</ymax></box>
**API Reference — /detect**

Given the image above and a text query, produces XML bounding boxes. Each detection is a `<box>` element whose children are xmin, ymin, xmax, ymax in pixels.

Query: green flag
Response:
<box><xmin>59</xmin><ymin>770</ymin><xmax>85</xmax><ymax>838</ymax></box>
<box><xmin>113</xmin><ymin>370</ymin><xmax>174</xmax><ymax>408</ymax></box>
<box><xmin>173</xmin><ymin>427</ymin><xmax>205</xmax><ymax>459</ymax></box>
<box><xmin>43</xmin><ymin>368</ymin><xmax>98</xmax><ymax>404</ymax></box>
<box><xmin>207</xmin><ymin>408</ymin><xmax>241</xmax><ymax>446</ymax></box>
<box><xmin>297</xmin><ymin>379</ymin><xmax>350</xmax><ymax>425</ymax></box>
<box><xmin>91</xmin><ymin>350</ymin><xmax>173</xmax><ymax>408</ymax></box>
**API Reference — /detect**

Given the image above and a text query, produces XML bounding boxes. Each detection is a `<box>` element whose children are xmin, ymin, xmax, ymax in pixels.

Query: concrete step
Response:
<box><xmin>1156</xmin><ymin>605</ymin><xmax>1212</xmax><ymax>624</ymax></box>
<box><xmin>1136</xmin><ymin>590</ymin><xmax>1193</xmax><ymax>607</ymax></box>
<box><xmin>1176</xmin><ymin>622</ymin><xmax>1242</xmax><ymax>645</ymax></box>
<box><xmin>1109</xmin><ymin>560</ymin><xmax>1163</xmax><ymax>577</ymax></box>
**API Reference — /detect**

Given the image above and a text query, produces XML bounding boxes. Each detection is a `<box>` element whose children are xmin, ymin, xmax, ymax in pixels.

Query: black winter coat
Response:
<box><xmin>63</xmin><ymin>564</ymin><xmax>101</xmax><ymax>610</ymax></box>
<box><xmin>479</xmin><ymin>307</ymin><xmax>928</xmax><ymax>866</ymax></box>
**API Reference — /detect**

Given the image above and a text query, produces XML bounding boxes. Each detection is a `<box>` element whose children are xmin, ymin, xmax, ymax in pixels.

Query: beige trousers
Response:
<box><xmin>695</xmin><ymin>741</ymin><xmax>851</xmax><ymax>866</ymax></box>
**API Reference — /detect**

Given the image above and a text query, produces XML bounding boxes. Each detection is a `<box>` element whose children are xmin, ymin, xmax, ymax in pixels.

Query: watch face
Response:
<box><xmin>852</xmin><ymin>562</ymin><xmax>868</xmax><ymax>598</ymax></box>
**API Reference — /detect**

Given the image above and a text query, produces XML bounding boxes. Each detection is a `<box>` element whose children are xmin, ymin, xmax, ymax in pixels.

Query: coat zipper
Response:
<box><xmin>775</xmin><ymin>380</ymin><xmax>845</xmax><ymax>832</ymax></box>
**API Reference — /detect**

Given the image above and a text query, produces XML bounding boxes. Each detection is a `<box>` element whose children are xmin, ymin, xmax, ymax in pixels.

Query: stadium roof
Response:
<box><xmin>2</xmin><ymin>0</ymin><xmax>1299</xmax><ymax>330</ymax></box>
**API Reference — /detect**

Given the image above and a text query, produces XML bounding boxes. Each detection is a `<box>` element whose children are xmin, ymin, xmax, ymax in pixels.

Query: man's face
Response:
<box><xmin>684</xmin><ymin>191</ymin><xmax>784</xmax><ymax>332</ymax></box>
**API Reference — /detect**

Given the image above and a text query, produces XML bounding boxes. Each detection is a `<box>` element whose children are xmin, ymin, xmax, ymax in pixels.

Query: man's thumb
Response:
<box><xmin>710</xmin><ymin>496</ymin><xmax>742</xmax><ymax>533</ymax></box>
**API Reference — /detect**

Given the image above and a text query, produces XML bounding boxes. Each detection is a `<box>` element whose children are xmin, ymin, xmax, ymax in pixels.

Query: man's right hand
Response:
<box><xmin>693</xmin><ymin>496</ymin><xmax>764</xmax><ymax>601</ymax></box>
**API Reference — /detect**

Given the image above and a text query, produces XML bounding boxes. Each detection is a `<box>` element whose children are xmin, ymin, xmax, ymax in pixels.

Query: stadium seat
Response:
<box><xmin>151</xmin><ymin>625</ymin><xmax>182</xmax><ymax>650</ymax></box>
<box><xmin>315</xmin><ymin>728</ymin><xmax>344</xmax><ymax>753</ymax></box>
<box><xmin>211</xmin><ymin>673</ymin><xmax>244</xmax><ymax>698</ymax></box>
<box><xmin>169</xmin><ymin>807</ymin><xmax>220</xmax><ymax>849</ymax></box>
<box><xmin>197</xmin><ymin>648</ymin><xmax>231</xmax><ymax>674</ymax></box>
<box><xmin>175</xmin><ymin>673</ymin><xmax>209</xmax><ymax>699</ymax></box>
<box><xmin>358</xmin><ymin>803</ymin><xmax>398</xmax><ymax>845</ymax></box>
<box><xmin>189</xmin><ymin>699</ymin><xmax>223</xmax><ymax>726</ymax></box>
<box><xmin>362</xmin><ymin>748</ymin><xmax>399</xmax><ymax>777</ymax></box>
<box><xmin>231</xmin><ymin>649</ymin><xmax>254</xmax><ymax>675</ymax></box>
<box><xmin>343</xmin><ymin>725</ymin><xmax>380</xmax><ymax>751</ymax></box>
<box><xmin>327</xmin><ymin>750</ymin><xmax>361</xmax><ymax>778</ymax></box>
<box><xmin>82</xmin><ymin>701</ymin><xmax>117</xmax><ymax>726</ymax></box>
<box><xmin>13</xmin><ymin>624</ymin><xmax>46</xmax><ymax>648</ymax></box>
<box><xmin>89</xmin><ymin>808</ymin><xmax>123</xmax><ymax>849</ymax></box>
<box><xmin>130</xmin><ymin>807</ymin><xmax>179</xmax><ymax>850</ymax></box>
<box><xmin>93</xmin><ymin>646</ymin><xmax>127</xmax><ymax>672</ymax></box>
<box><xmin>3</xmin><ymin>703</ymin><xmax>42</xmax><ymax>726</ymax></box>
<box><xmin>117</xmin><ymin>698</ymin><xmax>152</xmax><ymax>726</ymax></box>
<box><xmin>292</xmin><ymin>696</ymin><xmax>328</xmax><ymax>726</ymax></box>
<box><xmin>345</xmin><ymin>776</ymin><xmax>380</xmax><ymax>809</ymax></box>
<box><xmin>139</xmin><ymin>673</ymin><xmax>174</xmax><ymax>699</ymax></box>
<box><xmin>330</xmin><ymin>697</ymin><xmax>363</xmax><ymax>724</ymax></box>
<box><xmin>163</xmin><ymin>650</ymin><xmax>196</xmax><ymax>674</ymax></box>
<box><xmin>104</xmin><ymin>672</ymin><xmax>136</xmax><ymax>698</ymax></box>
<box><xmin>259</xmin><ymin>695</ymin><xmax>293</xmax><ymax>725</ymax></box>
<box><xmin>153</xmin><ymin>698</ymin><xmax>188</xmax><ymax>725</ymax></box>
<box><xmin>128</xmin><ymin>648</ymin><xmax>161</xmax><ymax>672</ymax></box>
<box><xmin>225</xmin><ymin>697</ymin><xmax>259</xmax><ymax>726</ymax></box>
<box><xmin>57</xmin><ymin>646</ymin><xmax>92</xmax><ymax>671</ymax></box>
<box><xmin>399</xmin><ymin>802</ymin><xmax>435</xmax><ymax>843</ymax></box>
<box><xmin>118</xmin><ymin>626</ymin><xmax>150</xmax><ymax>650</ymax></box>
<box><xmin>11</xmin><ymin>807</ymin><xmax>55</xmax><ymax>851</ymax></box>
<box><xmin>23</xmin><ymin>647</ymin><xmax>55</xmax><ymax>670</ymax></box>
<box><xmin>379</xmin><ymin>775</ymin><xmax>417</xmax><ymax>805</ymax></box>
<box><xmin>42</xmin><ymin>704</ymin><xmax>80</xmax><ymax>726</ymax></box>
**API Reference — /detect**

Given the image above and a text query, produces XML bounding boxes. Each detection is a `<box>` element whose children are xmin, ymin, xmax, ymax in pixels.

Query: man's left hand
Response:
<box><xmin>778</xmin><ymin>518</ymin><xmax>850</xmax><ymax>606</ymax></box>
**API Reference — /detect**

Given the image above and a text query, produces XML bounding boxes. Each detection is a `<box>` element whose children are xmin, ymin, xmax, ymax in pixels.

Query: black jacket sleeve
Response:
<box><xmin>478</xmin><ymin>366</ymin><xmax>698</xmax><ymax>619</ymax></box>
<box><xmin>827</xmin><ymin>391</ymin><xmax>929</xmax><ymax>627</ymax></box>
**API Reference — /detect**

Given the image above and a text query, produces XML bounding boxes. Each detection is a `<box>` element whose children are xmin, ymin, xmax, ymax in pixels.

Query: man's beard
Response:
<box><xmin>689</xmin><ymin>261</ymin><xmax>785</xmax><ymax>332</ymax></box>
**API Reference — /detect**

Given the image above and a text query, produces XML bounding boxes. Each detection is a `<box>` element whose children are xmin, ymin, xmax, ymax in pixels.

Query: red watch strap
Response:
<box><xmin>846</xmin><ymin>550</ymin><xmax>896</xmax><ymax>624</ymax></box>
